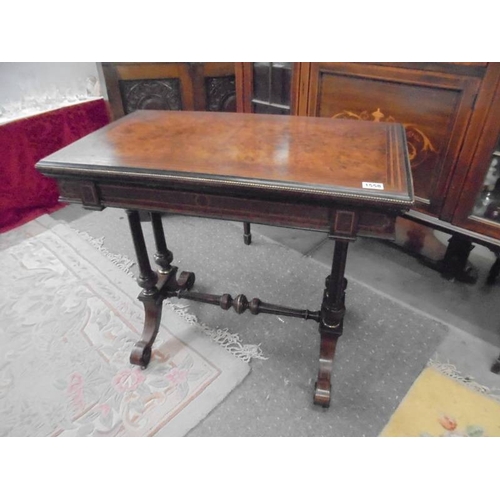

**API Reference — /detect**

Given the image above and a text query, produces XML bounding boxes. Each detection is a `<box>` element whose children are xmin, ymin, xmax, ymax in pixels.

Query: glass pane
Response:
<box><xmin>252</xmin><ymin>62</ymin><xmax>292</xmax><ymax>114</ymax></box>
<box><xmin>253</xmin><ymin>63</ymin><xmax>270</xmax><ymax>102</ymax></box>
<box><xmin>270</xmin><ymin>64</ymin><xmax>291</xmax><ymax>106</ymax></box>
<box><xmin>252</xmin><ymin>102</ymin><xmax>289</xmax><ymax>115</ymax></box>
<box><xmin>472</xmin><ymin>137</ymin><xmax>500</xmax><ymax>222</ymax></box>
<box><xmin>272</xmin><ymin>62</ymin><xmax>292</xmax><ymax>69</ymax></box>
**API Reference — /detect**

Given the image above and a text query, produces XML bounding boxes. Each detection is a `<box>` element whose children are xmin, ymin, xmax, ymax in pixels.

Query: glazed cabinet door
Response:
<box><xmin>235</xmin><ymin>63</ymin><xmax>299</xmax><ymax>114</ymax></box>
<box><xmin>450</xmin><ymin>65</ymin><xmax>500</xmax><ymax>240</ymax></box>
<box><xmin>101</xmin><ymin>62</ymin><xmax>236</xmax><ymax>120</ymax></box>
<box><xmin>298</xmin><ymin>63</ymin><xmax>481</xmax><ymax>217</ymax></box>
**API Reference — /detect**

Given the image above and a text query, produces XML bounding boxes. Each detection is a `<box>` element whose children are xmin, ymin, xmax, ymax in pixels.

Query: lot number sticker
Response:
<box><xmin>362</xmin><ymin>182</ymin><xmax>384</xmax><ymax>190</ymax></box>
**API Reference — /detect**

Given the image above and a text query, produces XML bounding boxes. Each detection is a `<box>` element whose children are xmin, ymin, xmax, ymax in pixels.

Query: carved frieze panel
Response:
<box><xmin>119</xmin><ymin>79</ymin><xmax>182</xmax><ymax>114</ymax></box>
<box><xmin>205</xmin><ymin>76</ymin><xmax>236</xmax><ymax>112</ymax></box>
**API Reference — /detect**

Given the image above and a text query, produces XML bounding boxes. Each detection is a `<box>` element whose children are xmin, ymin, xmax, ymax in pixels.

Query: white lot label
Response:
<box><xmin>362</xmin><ymin>182</ymin><xmax>384</xmax><ymax>190</ymax></box>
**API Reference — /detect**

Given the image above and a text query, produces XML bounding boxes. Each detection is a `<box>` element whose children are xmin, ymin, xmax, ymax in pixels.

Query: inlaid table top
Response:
<box><xmin>37</xmin><ymin>110</ymin><xmax>413</xmax><ymax>208</ymax></box>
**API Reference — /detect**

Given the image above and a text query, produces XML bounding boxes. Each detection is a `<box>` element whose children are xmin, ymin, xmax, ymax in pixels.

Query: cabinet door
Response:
<box><xmin>450</xmin><ymin>65</ymin><xmax>500</xmax><ymax>240</ymax></box>
<box><xmin>199</xmin><ymin>62</ymin><xmax>237</xmax><ymax>112</ymax></box>
<box><xmin>299</xmin><ymin>63</ymin><xmax>480</xmax><ymax>217</ymax></box>
<box><xmin>101</xmin><ymin>62</ymin><xmax>236</xmax><ymax>120</ymax></box>
<box><xmin>235</xmin><ymin>63</ymin><xmax>299</xmax><ymax>114</ymax></box>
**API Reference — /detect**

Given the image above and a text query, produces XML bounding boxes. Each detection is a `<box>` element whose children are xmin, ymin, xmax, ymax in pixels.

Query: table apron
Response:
<box><xmin>58</xmin><ymin>179</ymin><xmax>398</xmax><ymax>239</ymax></box>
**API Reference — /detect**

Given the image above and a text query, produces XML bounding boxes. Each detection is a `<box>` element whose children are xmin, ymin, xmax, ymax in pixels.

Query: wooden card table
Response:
<box><xmin>36</xmin><ymin>110</ymin><xmax>413</xmax><ymax>408</ymax></box>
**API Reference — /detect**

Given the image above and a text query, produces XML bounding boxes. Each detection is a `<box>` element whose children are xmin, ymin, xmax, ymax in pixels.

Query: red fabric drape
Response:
<box><xmin>0</xmin><ymin>98</ymin><xmax>110</xmax><ymax>233</ymax></box>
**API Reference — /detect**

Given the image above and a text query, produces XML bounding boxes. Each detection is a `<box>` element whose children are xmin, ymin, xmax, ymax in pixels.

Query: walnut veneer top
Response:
<box><xmin>37</xmin><ymin>110</ymin><xmax>413</xmax><ymax>207</ymax></box>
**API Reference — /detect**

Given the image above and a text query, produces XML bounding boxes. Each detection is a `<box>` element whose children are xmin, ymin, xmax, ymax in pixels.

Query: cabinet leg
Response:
<box><xmin>243</xmin><ymin>222</ymin><xmax>252</xmax><ymax>245</ymax></box>
<box><xmin>314</xmin><ymin>240</ymin><xmax>349</xmax><ymax>408</ymax></box>
<box><xmin>492</xmin><ymin>353</ymin><xmax>500</xmax><ymax>374</ymax></box>
<box><xmin>440</xmin><ymin>234</ymin><xmax>478</xmax><ymax>284</ymax></box>
<box><xmin>487</xmin><ymin>253</ymin><xmax>500</xmax><ymax>285</ymax></box>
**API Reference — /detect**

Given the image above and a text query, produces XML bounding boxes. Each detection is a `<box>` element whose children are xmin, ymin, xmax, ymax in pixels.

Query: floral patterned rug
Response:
<box><xmin>0</xmin><ymin>216</ymin><xmax>250</xmax><ymax>436</ymax></box>
<box><xmin>380</xmin><ymin>363</ymin><xmax>500</xmax><ymax>437</ymax></box>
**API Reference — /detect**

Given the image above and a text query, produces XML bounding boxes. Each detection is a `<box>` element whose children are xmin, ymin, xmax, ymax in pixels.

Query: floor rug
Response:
<box><xmin>0</xmin><ymin>216</ymin><xmax>250</xmax><ymax>437</ymax></box>
<box><xmin>52</xmin><ymin>208</ymin><xmax>450</xmax><ymax>436</ymax></box>
<box><xmin>380</xmin><ymin>363</ymin><xmax>500</xmax><ymax>437</ymax></box>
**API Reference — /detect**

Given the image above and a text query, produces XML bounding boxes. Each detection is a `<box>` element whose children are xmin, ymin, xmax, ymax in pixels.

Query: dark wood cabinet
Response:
<box><xmin>101</xmin><ymin>62</ymin><xmax>236</xmax><ymax>120</ymax></box>
<box><xmin>234</xmin><ymin>62</ymin><xmax>500</xmax><ymax>281</ymax></box>
<box><xmin>448</xmin><ymin>64</ymin><xmax>500</xmax><ymax>240</ymax></box>
<box><xmin>100</xmin><ymin>62</ymin><xmax>500</xmax><ymax>270</ymax></box>
<box><xmin>296</xmin><ymin>62</ymin><xmax>483</xmax><ymax>217</ymax></box>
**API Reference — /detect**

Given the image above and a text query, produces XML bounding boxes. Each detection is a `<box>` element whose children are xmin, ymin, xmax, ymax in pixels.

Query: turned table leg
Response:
<box><xmin>127</xmin><ymin>210</ymin><xmax>195</xmax><ymax>368</ymax></box>
<box><xmin>151</xmin><ymin>212</ymin><xmax>173</xmax><ymax>273</ymax></box>
<box><xmin>126</xmin><ymin>210</ymin><xmax>161</xmax><ymax>368</ymax></box>
<box><xmin>314</xmin><ymin>239</ymin><xmax>349</xmax><ymax>408</ymax></box>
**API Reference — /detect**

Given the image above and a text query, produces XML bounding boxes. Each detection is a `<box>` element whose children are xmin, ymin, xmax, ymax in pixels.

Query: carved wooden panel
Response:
<box><xmin>102</xmin><ymin>63</ymin><xmax>237</xmax><ymax>119</ymax></box>
<box><xmin>119</xmin><ymin>79</ymin><xmax>182</xmax><ymax>114</ymax></box>
<box><xmin>205</xmin><ymin>76</ymin><xmax>236</xmax><ymax>112</ymax></box>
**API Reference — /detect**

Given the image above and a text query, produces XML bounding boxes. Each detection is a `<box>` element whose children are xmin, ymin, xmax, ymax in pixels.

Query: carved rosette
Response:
<box><xmin>205</xmin><ymin>76</ymin><xmax>236</xmax><ymax>112</ymax></box>
<box><xmin>120</xmin><ymin>79</ymin><xmax>182</xmax><ymax>114</ymax></box>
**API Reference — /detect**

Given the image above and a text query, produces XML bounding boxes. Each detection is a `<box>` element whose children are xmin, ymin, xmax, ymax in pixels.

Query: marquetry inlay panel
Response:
<box><xmin>332</xmin><ymin>108</ymin><xmax>437</xmax><ymax>169</ymax></box>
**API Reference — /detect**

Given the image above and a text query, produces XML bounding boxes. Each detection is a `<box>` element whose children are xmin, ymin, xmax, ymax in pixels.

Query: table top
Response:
<box><xmin>37</xmin><ymin>110</ymin><xmax>413</xmax><ymax>208</ymax></box>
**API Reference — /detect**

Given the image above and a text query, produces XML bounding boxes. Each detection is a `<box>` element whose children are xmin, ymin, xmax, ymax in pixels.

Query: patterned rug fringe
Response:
<box><xmin>72</xmin><ymin>229</ymin><xmax>267</xmax><ymax>362</ymax></box>
<box><xmin>74</xmin><ymin>230</ymin><xmax>136</xmax><ymax>278</ymax></box>
<box><xmin>428</xmin><ymin>357</ymin><xmax>500</xmax><ymax>402</ymax></box>
<box><xmin>164</xmin><ymin>302</ymin><xmax>267</xmax><ymax>362</ymax></box>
